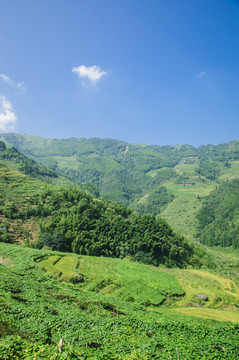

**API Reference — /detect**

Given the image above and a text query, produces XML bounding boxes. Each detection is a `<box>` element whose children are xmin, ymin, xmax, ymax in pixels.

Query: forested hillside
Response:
<box><xmin>0</xmin><ymin>145</ymin><xmax>196</xmax><ymax>268</ymax></box>
<box><xmin>2</xmin><ymin>133</ymin><xmax>239</xmax><ymax>209</ymax></box>
<box><xmin>197</xmin><ymin>179</ymin><xmax>239</xmax><ymax>248</ymax></box>
<box><xmin>1</xmin><ymin>139</ymin><xmax>239</xmax><ymax>358</ymax></box>
<box><xmin>0</xmin><ymin>140</ymin><xmax>58</xmax><ymax>179</ymax></box>
<box><xmin>0</xmin><ymin>134</ymin><xmax>180</xmax><ymax>210</ymax></box>
<box><xmin>2</xmin><ymin>133</ymin><xmax>239</xmax><ymax>244</ymax></box>
<box><xmin>35</xmin><ymin>187</ymin><xmax>194</xmax><ymax>268</ymax></box>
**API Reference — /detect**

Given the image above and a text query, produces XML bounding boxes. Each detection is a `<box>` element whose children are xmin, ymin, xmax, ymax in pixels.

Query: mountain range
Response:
<box><xmin>1</xmin><ymin>133</ymin><xmax>239</xmax><ymax>358</ymax></box>
<box><xmin>1</xmin><ymin>133</ymin><xmax>239</xmax><ymax>245</ymax></box>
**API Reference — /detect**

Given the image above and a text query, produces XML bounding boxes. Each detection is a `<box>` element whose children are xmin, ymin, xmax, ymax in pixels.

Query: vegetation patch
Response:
<box><xmin>165</xmin><ymin>269</ymin><xmax>239</xmax><ymax>310</ymax></box>
<box><xmin>39</xmin><ymin>254</ymin><xmax>184</xmax><ymax>305</ymax></box>
<box><xmin>1</xmin><ymin>136</ymin><xmax>239</xmax><ymax>357</ymax></box>
<box><xmin>197</xmin><ymin>179</ymin><xmax>239</xmax><ymax>248</ymax></box>
<box><xmin>167</xmin><ymin>308</ymin><xmax>239</xmax><ymax>323</ymax></box>
<box><xmin>39</xmin><ymin>255</ymin><xmax>79</xmax><ymax>281</ymax></box>
<box><xmin>0</xmin><ymin>257</ymin><xmax>10</xmax><ymax>266</ymax></box>
<box><xmin>1</xmin><ymin>243</ymin><xmax>239</xmax><ymax>359</ymax></box>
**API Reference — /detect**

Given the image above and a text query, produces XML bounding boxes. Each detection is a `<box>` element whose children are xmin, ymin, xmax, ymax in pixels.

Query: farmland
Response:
<box><xmin>1</xmin><ymin>243</ymin><xmax>239</xmax><ymax>359</ymax></box>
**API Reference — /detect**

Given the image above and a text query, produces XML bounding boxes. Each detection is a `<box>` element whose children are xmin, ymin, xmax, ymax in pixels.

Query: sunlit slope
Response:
<box><xmin>161</xmin><ymin>159</ymin><xmax>239</xmax><ymax>239</ymax></box>
<box><xmin>160</xmin><ymin>183</ymin><xmax>215</xmax><ymax>241</ymax></box>
<box><xmin>1</xmin><ymin>243</ymin><xmax>239</xmax><ymax>359</ymax></box>
<box><xmin>0</xmin><ymin>165</ymin><xmax>46</xmax><ymax>203</ymax></box>
<box><xmin>39</xmin><ymin>253</ymin><xmax>239</xmax><ymax>323</ymax></box>
<box><xmin>39</xmin><ymin>254</ymin><xmax>184</xmax><ymax>305</ymax></box>
<box><xmin>3</xmin><ymin>133</ymin><xmax>239</xmax><ymax>241</ymax></box>
<box><xmin>167</xmin><ymin>269</ymin><xmax>239</xmax><ymax>307</ymax></box>
<box><xmin>167</xmin><ymin>308</ymin><xmax>239</xmax><ymax>323</ymax></box>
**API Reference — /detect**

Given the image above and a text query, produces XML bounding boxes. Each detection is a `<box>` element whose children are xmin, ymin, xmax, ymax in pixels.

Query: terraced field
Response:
<box><xmin>39</xmin><ymin>254</ymin><xmax>184</xmax><ymax>305</ymax></box>
<box><xmin>163</xmin><ymin>268</ymin><xmax>239</xmax><ymax>323</ymax></box>
<box><xmin>38</xmin><ymin>253</ymin><xmax>239</xmax><ymax>323</ymax></box>
<box><xmin>1</xmin><ymin>243</ymin><xmax>239</xmax><ymax>359</ymax></box>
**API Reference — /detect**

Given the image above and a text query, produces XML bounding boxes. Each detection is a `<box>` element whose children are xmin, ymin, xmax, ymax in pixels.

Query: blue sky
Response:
<box><xmin>0</xmin><ymin>0</ymin><xmax>239</xmax><ymax>146</ymax></box>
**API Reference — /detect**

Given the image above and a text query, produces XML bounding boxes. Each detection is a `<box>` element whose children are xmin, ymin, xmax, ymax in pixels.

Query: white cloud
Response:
<box><xmin>17</xmin><ymin>81</ymin><xmax>25</xmax><ymax>90</ymax></box>
<box><xmin>72</xmin><ymin>65</ymin><xmax>107</xmax><ymax>86</ymax></box>
<box><xmin>0</xmin><ymin>95</ymin><xmax>17</xmax><ymax>132</ymax></box>
<box><xmin>0</xmin><ymin>74</ymin><xmax>11</xmax><ymax>84</ymax></box>
<box><xmin>197</xmin><ymin>71</ymin><xmax>206</xmax><ymax>79</ymax></box>
<box><xmin>0</xmin><ymin>73</ymin><xmax>25</xmax><ymax>90</ymax></box>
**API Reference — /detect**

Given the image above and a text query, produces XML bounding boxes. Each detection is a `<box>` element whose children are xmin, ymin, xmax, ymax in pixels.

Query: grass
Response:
<box><xmin>165</xmin><ymin>183</ymin><xmax>215</xmax><ymax>198</ymax></box>
<box><xmin>39</xmin><ymin>254</ymin><xmax>184</xmax><ymax>305</ymax></box>
<box><xmin>0</xmin><ymin>165</ymin><xmax>47</xmax><ymax>242</ymax></box>
<box><xmin>51</xmin><ymin>155</ymin><xmax>79</xmax><ymax>170</ymax></box>
<box><xmin>174</xmin><ymin>162</ymin><xmax>199</xmax><ymax>177</ymax></box>
<box><xmin>164</xmin><ymin>268</ymin><xmax>239</xmax><ymax>310</ymax></box>
<box><xmin>0</xmin><ymin>166</ymin><xmax>46</xmax><ymax>206</ymax></box>
<box><xmin>219</xmin><ymin>160</ymin><xmax>239</xmax><ymax>181</ymax></box>
<box><xmin>166</xmin><ymin>308</ymin><xmax>239</xmax><ymax>323</ymax></box>
<box><xmin>38</xmin><ymin>252</ymin><xmax>239</xmax><ymax>323</ymax></box>
<box><xmin>160</xmin><ymin>183</ymin><xmax>216</xmax><ymax>240</ymax></box>
<box><xmin>1</xmin><ymin>242</ymin><xmax>239</xmax><ymax>359</ymax></box>
<box><xmin>79</xmin><ymin>256</ymin><xmax>184</xmax><ymax>304</ymax></box>
<box><xmin>40</xmin><ymin>255</ymin><xmax>78</xmax><ymax>279</ymax></box>
<box><xmin>211</xmin><ymin>245</ymin><xmax>239</xmax><ymax>259</ymax></box>
<box><xmin>161</xmin><ymin>160</ymin><xmax>239</xmax><ymax>240</ymax></box>
<box><xmin>160</xmin><ymin>197</ymin><xmax>201</xmax><ymax>241</ymax></box>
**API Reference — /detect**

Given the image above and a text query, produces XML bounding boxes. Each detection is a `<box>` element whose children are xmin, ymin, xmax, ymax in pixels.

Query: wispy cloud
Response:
<box><xmin>0</xmin><ymin>74</ymin><xmax>11</xmax><ymax>83</ymax></box>
<box><xmin>197</xmin><ymin>71</ymin><xmax>206</xmax><ymax>79</ymax></box>
<box><xmin>72</xmin><ymin>65</ymin><xmax>107</xmax><ymax>86</ymax></box>
<box><xmin>0</xmin><ymin>95</ymin><xmax>17</xmax><ymax>132</ymax></box>
<box><xmin>0</xmin><ymin>73</ymin><xmax>25</xmax><ymax>90</ymax></box>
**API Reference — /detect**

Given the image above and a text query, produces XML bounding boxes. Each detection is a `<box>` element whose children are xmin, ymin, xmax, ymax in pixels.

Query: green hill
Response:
<box><xmin>196</xmin><ymin>179</ymin><xmax>239</xmax><ymax>248</ymax></box>
<box><xmin>0</xmin><ymin>139</ymin><xmax>58</xmax><ymax>180</ymax></box>
<box><xmin>2</xmin><ymin>133</ymin><xmax>239</xmax><ymax>243</ymax></box>
<box><xmin>1</xmin><ymin>138</ymin><xmax>239</xmax><ymax>358</ymax></box>
<box><xmin>0</xmin><ymin>150</ymin><xmax>196</xmax><ymax>268</ymax></box>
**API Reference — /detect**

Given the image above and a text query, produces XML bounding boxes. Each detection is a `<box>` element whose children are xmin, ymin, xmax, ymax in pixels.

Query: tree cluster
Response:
<box><xmin>33</xmin><ymin>187</ymin><xmax>193</xmax><ymax>268</ymax></box>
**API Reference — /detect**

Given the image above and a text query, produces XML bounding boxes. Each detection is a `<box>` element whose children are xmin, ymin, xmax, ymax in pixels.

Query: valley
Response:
<box><xmin>2</xmin><ymin>133</ymin><xmax>239</xmax><ymax>242</ymax></box>
<box><xmin>1</xmin><ymin>134</ymin><xmax>239</xmax><ymax>358</ymax></box>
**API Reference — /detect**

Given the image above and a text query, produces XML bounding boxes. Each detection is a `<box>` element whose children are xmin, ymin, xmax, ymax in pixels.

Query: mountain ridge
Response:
<box><xmin>2</xmin><ymin>131</ymin><xmax>239</xmax><ymax>148</ymax></box>
<box><xmin>2</xmin><ymin>133</ymin><xmax>239</xmax><ymax>244</ymax></box>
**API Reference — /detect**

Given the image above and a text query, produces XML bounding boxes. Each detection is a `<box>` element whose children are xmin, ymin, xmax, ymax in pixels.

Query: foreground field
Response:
<box><xmin>40</xmin><ymin>254</ymin><xmax>239</xmax><ymax>314</ymax></box>
<box><xmin>167</xmin><ymin>269</ymin><xmax>239</xmax><ymax>309</ymax></box>
<box><xmin>0</xmin><ymin>243</ymin><xmax>239</xmax><ymax>359</ymax></box>
<box><xmin>39</xmin><ymin>254</ymin><xmax>184</xmax><ymax>305</ymax></box>
<box><xmin>167</xmin><ymin>308</ymin><xmax>239</xmax><ymax>323</ymax></box>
